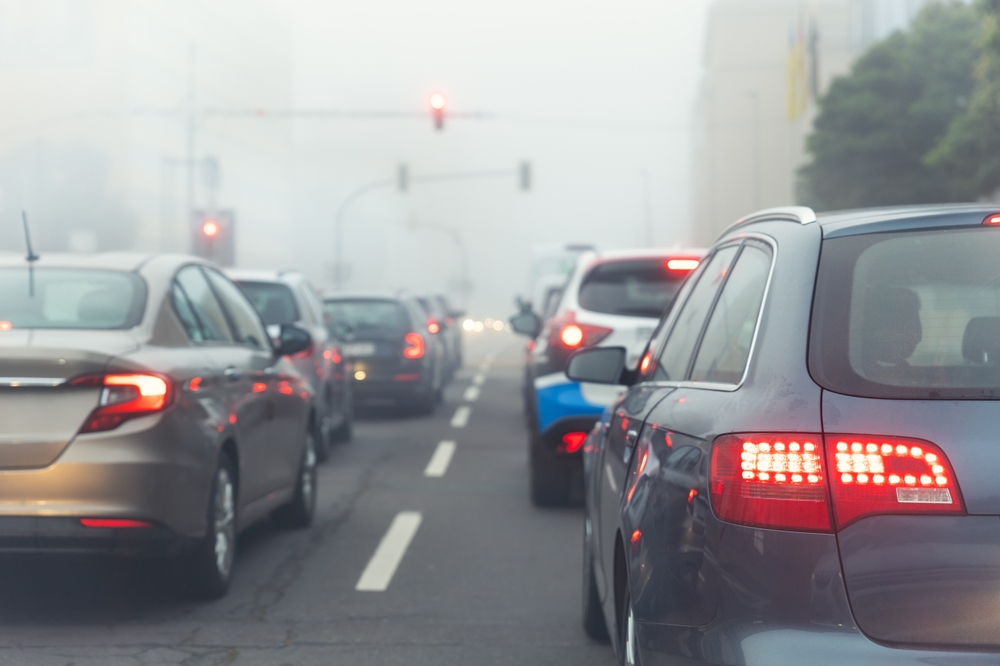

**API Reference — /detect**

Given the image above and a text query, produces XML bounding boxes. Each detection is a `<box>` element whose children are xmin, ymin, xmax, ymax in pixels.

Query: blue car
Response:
<box><xmin>572</xmin><ymin>205</ymin><xmax>1000</xmax><ymax>665</ymax></box>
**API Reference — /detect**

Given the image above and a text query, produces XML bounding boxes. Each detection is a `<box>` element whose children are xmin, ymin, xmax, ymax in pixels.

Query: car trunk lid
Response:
<box><xmin>824</xmin><ymin>390</ymin><xmax>1000</xmax><ymax>647</ymax></box>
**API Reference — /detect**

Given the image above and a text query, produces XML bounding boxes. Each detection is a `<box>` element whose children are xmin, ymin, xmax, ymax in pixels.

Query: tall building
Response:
<box><xmin>0</xmin><ymin>0</ymin><xmax>293</xmax><ymax>268</ymax></box>
<box><xmin>691</xmin><ymin>0</ymin><xmax>940</xmax><ymax>244</ymax></box>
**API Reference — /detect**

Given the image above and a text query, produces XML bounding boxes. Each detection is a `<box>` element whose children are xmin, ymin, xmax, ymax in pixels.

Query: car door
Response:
<box><xmin>628</xmin><ymin>239</ymin><xmax>774</xmax><ymax>627</ymax></box>
<box><xmin>596</xmin><ymin>244</ymin><xmax>740</xmax><ymax>601</ymax></box>
<box><xmin>205</xmin><ymin>269</ymin><xmax>302</xmax><ymax>498</ymax></box>
<box><xmin>173</xmin><ymin>266</ymin><xmax>274</xmax><ymax>507</ymax></box>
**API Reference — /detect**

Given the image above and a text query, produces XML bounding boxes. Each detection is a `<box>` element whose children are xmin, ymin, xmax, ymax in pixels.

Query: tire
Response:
<box><xmin>619</xmin><ymin>591</ymin><xmax>641</xmax><ymax>666</ymax></box>
<box><xmin>329</xmin><ymin>400</ymin><xmax>353</xmax><ymax>444</ymax></box>
<box><xmin>583</xmin><ymin>515</ymin><xmax>610</xmax><ymax>641</ymax></box>
<box><xmin>412</xmin><ymin>393</ymin><xmax>435</xmax><ymax>416</ymax></box>
<box><xmin>530</xmin><ymin>444</ymin><xmax>571</xmax><ymax>506</ymax></box>
<box><xmin>184</xmin><ymin>453</ymin><xmax>237</xmax><ymax>600</ymax></box>
<box><xmin>272</xmin><ymin>430</ymin><xmax>318</xmax><ymax>529</ymax></box>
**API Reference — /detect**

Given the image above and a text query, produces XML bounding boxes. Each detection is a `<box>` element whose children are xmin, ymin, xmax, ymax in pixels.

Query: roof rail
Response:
<box><xmin>718</xmin><ymin>205</ymin><xmax>817</xmax><ymax>239</ymax></box>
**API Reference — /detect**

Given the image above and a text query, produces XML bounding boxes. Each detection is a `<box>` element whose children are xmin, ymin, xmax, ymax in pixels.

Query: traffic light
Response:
<box><xmin>191</xmin><ymin>210</ymin><xmax>235</xmax><ymax>266</ymax></box>
<box><xmin>429</xmin><ymin>92</ymin><xmax>446</xmax><ymax>131</ymax></box>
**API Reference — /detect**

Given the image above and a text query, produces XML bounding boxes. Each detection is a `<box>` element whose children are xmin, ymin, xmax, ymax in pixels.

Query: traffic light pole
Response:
<box><xmin>331</xmin><ymin>164</ymin><xmax>530</xmax><ymax>291</ymax></box>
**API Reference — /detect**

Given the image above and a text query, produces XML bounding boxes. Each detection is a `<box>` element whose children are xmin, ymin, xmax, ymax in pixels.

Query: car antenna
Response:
<box><xmin>22</xmin><ymin>211</ymin><xmax>39</xmax><ymax>297</ymax></box>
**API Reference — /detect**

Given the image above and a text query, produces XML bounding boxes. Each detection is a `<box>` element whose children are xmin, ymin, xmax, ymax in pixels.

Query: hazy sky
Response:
<box><xmin>288</xmin><ymin>0</ymin><xmax>711</xmax><ymax>314</ymax></box>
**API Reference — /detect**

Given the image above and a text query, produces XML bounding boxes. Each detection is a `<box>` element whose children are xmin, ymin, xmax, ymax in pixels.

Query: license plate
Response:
<box><xmin>343</xmin><ymin>342</ymin><xmax>377</xmax><ymax>357</ymax></box>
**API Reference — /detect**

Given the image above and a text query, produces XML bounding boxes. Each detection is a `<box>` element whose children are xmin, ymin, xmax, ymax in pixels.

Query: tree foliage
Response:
<box><xmin>798</xmin><ymin>2</ymin><xmax>978</xmax><ymax>211</ymax></box>
<box><xmin>925</xmin><ymin>0</ymin><xmax>1000</xmax><ymax>199</ymax></box>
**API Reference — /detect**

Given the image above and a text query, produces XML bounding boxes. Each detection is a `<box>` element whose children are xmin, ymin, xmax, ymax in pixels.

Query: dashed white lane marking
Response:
<box><xmin>472</xmin><ymin>373</ymin><xmax>486</xmax><ymax>386</ymax></box>
<box><xmin>450</xmin><ymin>405</ymin><xmax>472</xmax><ymax>428</ymax></box>
<box><xmin>355</xmin><ymin>511</ymin><xmax>423</xmax><ymax>592</ymax></box>
<box><xmin>463</xmin><ymin>385</ymin><xmax>481</xmax><ymax>402</ymax></box>
<box><xmin>424</xmin><ymin>441</ymin><xmax>456</xmax><ymax>477</ymax></box>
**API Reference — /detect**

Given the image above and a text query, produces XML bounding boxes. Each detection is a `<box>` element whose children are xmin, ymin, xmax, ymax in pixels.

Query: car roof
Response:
<box><xmin>588</xmin><ymin>247</ymin><xmax>706</xmax><ymax>261</ymax></box>
<box><xmin>0</xmin><ymin>251</ymin><xmax>152</xmax><ymax>271</ymax></box>
<box><xmin>322</xmin><ymin>291</ymin><xmax>408</xmax><ymax>302</ymax></box>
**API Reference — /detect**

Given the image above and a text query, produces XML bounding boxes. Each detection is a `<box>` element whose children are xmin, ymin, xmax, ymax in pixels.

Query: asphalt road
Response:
<box><xmin>0</xmin><ymin>331</ymin><xmax>615</xmax><ymax>666</ymax></box>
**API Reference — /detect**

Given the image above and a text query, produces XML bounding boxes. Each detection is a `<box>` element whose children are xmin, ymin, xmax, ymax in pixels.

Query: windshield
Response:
<box><xmin>236</xmin><ymin>281</ymin><xmax>300</xmax><ymax>326</ymax></box>
<box><xmin>810</xmin><ymin>227</ymin><xmax>1000</xmax><ymax>399</ymax></box>
<box><xmin>323</xmin><ymin>299</ymin><xmax>411</xmax><ymax>339</ymax></box>
<box><xmin>0</xmin><ymin>268</ymin><xmax>145</xmax><ymax>330</ymax></box>
<box><xmin>577</xmin><ymin>258</ymin><xmax>686</xmax><ymax>318</ymax></box>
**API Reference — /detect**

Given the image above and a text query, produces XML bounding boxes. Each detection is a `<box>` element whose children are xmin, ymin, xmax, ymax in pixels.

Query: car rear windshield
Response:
<box><xmin>0</xmin><ymin>267</ymin><xmax>145</xmax><ymax>330</ymax></box>
<box><xmin>810</xmin><ymin>227</ymin><xmax>1000</xmax><ymax>399</ymax></box>
<box><xmin>237</xmin><ymin>281</ymin><xmax>300</xmax><ymax>326</ymax></box>
<box><xmin>578</xmin><ymin>258</ymin><xmax>686</xmax><ymax>318</ymax></box>
<box><xmin>323</xmin><ymin>299</ymin><xmax>411</xmax><ymax>339</ymax></box>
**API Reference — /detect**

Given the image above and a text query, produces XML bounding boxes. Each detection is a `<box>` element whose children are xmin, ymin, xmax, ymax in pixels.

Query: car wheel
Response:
<box><xmin>583</xmin><ymin>515</ymin><xmax>610</xmax><ymax>640</ymax></box>
<box><xmin>185</xmin><ymin>454</ymin><xmax>237</xmax><ymax>599</ymax></box>
<box><xmin>330</xmin><ymin>400</ymin><xmax>353</xmax><ymax>444</ymax></box>
<box><xmin>619</xmin><ymin>591</ymin><xmax>641</xmax><ymax>666</ymax></box>
<box><xmin>530</xmin><ymin>443</ymin><xmax>571</xmax><ymax>507</ymax></box>
<box><xmin>272</xmin><ymin>430</ymin><xmax>318</xmax><ymax>528</ymax></box>
<box><xmin>314</xmin><ymin>419</ymin><xmax>331</xmax><ymax>463</ymax></box>
<box><xmin>412</xmin><ymin>393</ymin><xmax>435</xmax><ymax>416</ymax></box>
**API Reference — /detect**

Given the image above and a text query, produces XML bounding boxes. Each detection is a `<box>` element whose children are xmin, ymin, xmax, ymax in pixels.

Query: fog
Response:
<box><xmin>0</xmin><ymin>0</ymin><xmax>710</xmax><ymax>316</ymax></box>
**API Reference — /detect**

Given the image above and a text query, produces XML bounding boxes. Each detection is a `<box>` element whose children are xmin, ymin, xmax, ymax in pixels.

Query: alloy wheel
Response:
<box><xmin>213</xmin><ymin>467</ymin><xmax>236</xmax><ymax>579</ymax></box>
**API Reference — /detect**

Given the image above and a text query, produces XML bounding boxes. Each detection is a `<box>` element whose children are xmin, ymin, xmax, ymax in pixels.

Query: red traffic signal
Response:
<box><xmin>201</xmin><ymin>220</ymin><xmax>220</xmax><ymax>237</ymax></box>
<box><xmin>429</xmin><ymin>92</ymin><xmax>446</xmax><ymax>130</ymax></box>
<box><xmin>191</xmin><ymin>210</ymin><xmax>235</xmax><ymax>266</ymax></box>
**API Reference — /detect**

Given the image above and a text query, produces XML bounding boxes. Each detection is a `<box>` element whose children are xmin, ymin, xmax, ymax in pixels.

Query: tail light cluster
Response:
<box><xmin>403</xmin><ymin>332</ymin><xmax>425</xmax><ymax>359</ymax></box>
<box><xmin>547</xmin><ymin>310</ymin><xmax>612</xmax><ymax>350</ymax></box>
<box><xmin>71</xmin><ymin>373</ymin><xmax>174</xmax><ymax>434</ymax></box>
<box><xmin>709</xmin><ymin>433</ymin><xmax>964</xmax><ymax>532</ymax></box>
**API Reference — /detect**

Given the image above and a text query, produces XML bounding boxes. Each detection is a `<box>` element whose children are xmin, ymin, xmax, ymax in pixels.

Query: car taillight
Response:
<box><xmin>709</xmin><ymin>432</ymin><xmax>966</xmax><ymax>533</ymax></box>
<box><xmin>558</xmin><ymin>432</ymin><xmax>588</xmax><ymax>453</ymax></box>
<box><xmin>427</xmin><ymin>318</ymin><xmax>441</xmax><ymax>334</ymax></box>
<box><xmin>983</xmin><ymin>213</ymin><xmax>1000</xmax><ymax>226</ymax></box>
<box><xmin>75</xmin><ymin>373</ymin><xmax>174</xmax><ymax>434</ymax></box>
<box><xmin>665</xmin><ymin>258</ymin><xmax>700</xmax><ymax>272</ymax></box>
<box><xmin>403</xmin><ymin>332</ymin><xmax>425</xmax><ymax>359</ymax></box>
<box><xmin>80</xmin><ymin>518</ymin><xmax>154</xmax><ymax>529</ymax></box>
<box><xmin>710</xmin><ymin>434</ymin><xmax>831</xmax><ymax>532</ymax></box>
<box><xmin>548</xmin><ymin>311</ymin><xmax>612</xmax><ymax>350</ymax></box>
<box><xmin>826</xmin><ymin>434</ymin><xmax>964</xmax><ymax>529</ymax></box>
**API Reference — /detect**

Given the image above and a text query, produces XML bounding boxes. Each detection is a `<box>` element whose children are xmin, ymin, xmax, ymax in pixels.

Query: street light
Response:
<box><xmin>429</xmin><ymin>92</ymin><xmax>446</xmax><ymax>130</ymax></box>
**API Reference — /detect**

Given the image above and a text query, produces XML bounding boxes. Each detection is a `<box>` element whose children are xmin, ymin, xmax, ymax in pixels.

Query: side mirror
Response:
<box><xmin>275</xmin><ymin>324</ymin><xmax>312</xmax><ymax>357</ymax></box>
<box><xmin>566</xmin><ymin>346</ymin><xmax>629</xmax><ymax>385</ymax></box>
<box><xmin>509</xmin><ymin>312</ymin><xmax>541</xmax><ymax>338</ymax></box>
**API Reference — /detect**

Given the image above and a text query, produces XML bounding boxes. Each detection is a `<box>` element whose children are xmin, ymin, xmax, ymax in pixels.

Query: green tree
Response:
<box><xmin>798</xmin><ymin>2</ymin><xmax>978</xmax><ymax>211</ymax></box>
<box><xmin>925</xmin><ymin>0</ymin><xmax>1000</xmax><ymax>199</ymax></box>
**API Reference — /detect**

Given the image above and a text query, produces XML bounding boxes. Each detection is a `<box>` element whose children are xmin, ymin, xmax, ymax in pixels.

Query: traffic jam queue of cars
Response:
<box><xmin>514</xmin><ymin>205</ymin><xmax>1000</xmax><ymax>666</ymax></box>
<box><xmin>0</xmin><ymin>252</ymin><xmax>463</xmax><ymax>599</ymax></box>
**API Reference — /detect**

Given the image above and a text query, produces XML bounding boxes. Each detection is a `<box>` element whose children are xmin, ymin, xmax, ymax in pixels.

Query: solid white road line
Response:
<box><xmin>472</xmin><ymin>373</ymin><xmax>486</xmax><ymax>386</ymax></box>
<box><xmin>450</xmin><ymin>405</ymin><xmax>472</xmax><ymax>428</ymax></box>
<box><xmin>424</xmin><ymin>440</ymin><xmax>456</xmax><ymax>477</ymax></box>
<box><xmin>355</xmin><ymin>511</ymin><xmax>423</xmax><ymax>592</ymax></box>
<box><xmin>463</xmin><ymin>385</ymin><xmax>481</xmax><ymax>402</ymax></box>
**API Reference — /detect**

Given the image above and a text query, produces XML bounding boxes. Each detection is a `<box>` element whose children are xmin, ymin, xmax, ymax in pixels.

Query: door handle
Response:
<box><xmin>223</xmin><ymin>366</ymin><xmax>242</xmax><ymax>381</ymax></box>
<box><xmin>623</xmin><ymin>429</ymin><xmax>638</xmax><ymax>463</ymax></box>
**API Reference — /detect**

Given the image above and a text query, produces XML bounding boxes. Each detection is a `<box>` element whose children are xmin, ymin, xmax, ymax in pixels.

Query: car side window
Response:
<box><xmin>174</xmin><ymin>266</ymin><xmax>233</xmax><ymax>343</ymax></box>
<box><xmin>204</xmin><ymin>269</ymin><xmax>269</xmax><ymax>351</ymax></box>
<box><xmin>690</xmin><ymin>243</ymin><xmax>773</xmax><ymax>384</ymax></box>
<box><xmin>654</xmin><ymin>245</ymin><xmax>740</xmax><ymax>381</ymax></box>
<box><xmin>171</xmin><ymin>282</ymin><xmax>205</xmax><ymax>342</ymax></box>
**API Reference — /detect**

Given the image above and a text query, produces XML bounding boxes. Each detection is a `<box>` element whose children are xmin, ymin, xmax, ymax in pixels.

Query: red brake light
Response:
<box><xmin>665</xmin><ymin>258</ymin><xmax>700</xmax><ymax>272</ymax></box>
<box><xmin>77</xmin><ymin>373</ymin><xmax>173</xmax><ymax>434</ymax></box>
<box><xmin>427</xmin><ymin>318</ymin><xmax>441</xmax><ymax>334</ymax></box>
<box><xmin>403</xmin><ymin>332</ymin><xmax>425</xmax><ymax>359</ymax></box>
<box><xmin>559</xmin><ymin>431</ymin><xmax>588</xmax><ymax>453</ymax></box>
<box><xmin>826</xmin><ymin>434</ymin><xmax>964</xmax><ymax>529</ymax></box>
<box><xmin>639</xmin><ymin>352</ymin><xmax>651</xmax><ymax>373</ymax></box>
<box><xmin>80</xmin><ymin>518</ymin><xmax>154</xmax><ymax>529</ymax></box>
<box><xmin>710</xmin><ymin>434</ymin><xmax>831</xmax><ymax>532</ymax></box>
<box><xmin>548</xmin><ymin>311</ymin><xmax>612</xmax><ymax>350</ymax></box>
<box><xmin>983</xmin><ymin>214</ymin><xmax>1000</xmax><ymax>226</ymax></box>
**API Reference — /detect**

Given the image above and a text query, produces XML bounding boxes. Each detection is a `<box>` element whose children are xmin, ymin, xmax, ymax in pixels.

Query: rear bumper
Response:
<box><xmin>0</xmin><ymin>516</ymin><xmax>189</xmax><ymax>557</ymax></box>
<box><xmin>533</xmin><ymin>372</ymin><xmax>626</xmax><ymax>434</ymax></box>
<box><xmin>352</xmin><ymin>376</ymin><xmax>433</xmax><ymax>404</ymax></box>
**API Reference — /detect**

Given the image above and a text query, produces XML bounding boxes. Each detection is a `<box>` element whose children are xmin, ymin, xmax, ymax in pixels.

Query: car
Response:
<box><xmin>415</xmin><ymin>293</ymin><xmax>462</xmax><ymax>380</ymax></box>
<box><xmin>323</xmin><ymin>293</ymin><xmax>447</xmax><ymax>414</ymax></box>
<box><xmin>571</xmin><ymin>204</ymin><xmax>1000</xmax><ymax>665</ymax></box>
<box><xmin>228</xmin><ymin>269</ymin><xmax>353</xmax><ymax>459</ymax></box>
<box><xmin>510</xmin><ymin>248</ymin><xmax>704</xmax><ymax>506</ymax></box>
<box><xmin>0</xmin><ymin>252</ymin><xmax>319</xmax><ymax>599</ymax></box>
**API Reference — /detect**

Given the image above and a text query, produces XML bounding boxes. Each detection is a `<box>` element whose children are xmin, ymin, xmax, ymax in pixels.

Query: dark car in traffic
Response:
<box><xmin>572</xmin><ymin>205</ymin><xmax>1000</xmax><ymax>665</ymax></box>
<box><xmin>323</xmin><ymin>293</ymin><xmax>446</xmax><ymax>414</ymax></box>
<box><xmin>0</xmin><ymin>253</ymin><xmax>319</xmax><ymax>599</ymax></box>
<box><xmin>229</xmin><ymin>269</ymin><xmax>353</xmax><ymax>459</ymax></box>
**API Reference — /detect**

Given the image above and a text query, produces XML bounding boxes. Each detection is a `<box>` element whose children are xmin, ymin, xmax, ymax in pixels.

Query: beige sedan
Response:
<box><xmin>0</xmin><ymin>252</ymin><xmax>318</xmax><ymax>598</ymax></box>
